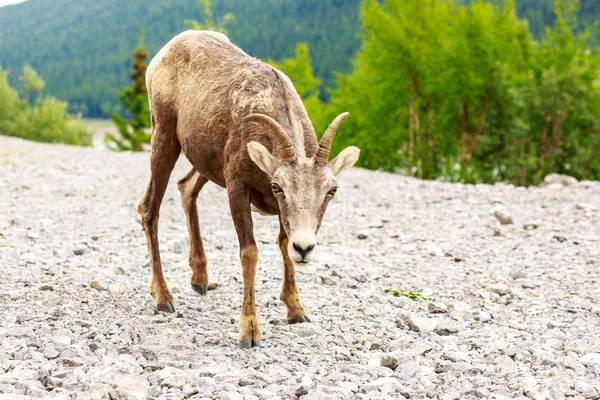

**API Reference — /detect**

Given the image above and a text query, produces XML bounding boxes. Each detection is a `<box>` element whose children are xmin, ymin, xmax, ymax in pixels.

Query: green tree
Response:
<box><xmin>185</xmin><ymin>0</ymin><xmax>236</xmax><ymax>34</ymax></box>
<box><xmin>0</xmin><ymin>67</ymin><xmax>20</xmax><ymax>136</ymax></box>
<box><xmin>19</xmin><ymin>64</ymin><xmax>45</xmax><ymax>104</ymax></box>
<box><xmin>328</xmin><ymin>0</ymin><xmax>600</xmax><ymax>184</ymax></box>
<box><xmin>268</xmin><ymin>43</ymin><xmax>326</xmax><ymax>133</ymax></box>
<box><xmin>0</xmin><ymin>65</ymin><xmax>91</xmax><ymax>146</ymax></box>
<box><xmin>106</xmin><ymin>33</ymin><xmax>151</xmax><ymax>151</ymax></box>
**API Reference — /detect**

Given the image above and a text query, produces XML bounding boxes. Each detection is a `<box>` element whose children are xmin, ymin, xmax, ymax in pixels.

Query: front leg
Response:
<box><xmin>278</xmin><ymin>221</ymin><xmax>310</xmax><ymax>324</ymax></box>
<box><xmin>228</xmin><ymin>183</ymin><xmax>261</xmax><ymax>348</ymax></box>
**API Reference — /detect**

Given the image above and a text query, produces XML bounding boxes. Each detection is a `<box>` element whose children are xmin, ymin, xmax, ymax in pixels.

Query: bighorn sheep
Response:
<box><xmin>139</xmin><ymin>30</ymin><xmax>360</xmax><ymax>348</ymax></box>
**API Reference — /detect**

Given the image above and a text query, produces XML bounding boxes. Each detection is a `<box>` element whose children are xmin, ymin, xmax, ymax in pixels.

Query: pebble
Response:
<box><xmin>380</xmin><ymin>355</ymin><xmax>399</xmax><ymax>370</ymax></box>
<box><xmin>72</xmin><ymin>245</ymin><xmax>87</xmax><ymax>255</ymax></box>
<box><xmin>0</xmin><ymin>136</ymin><xmax>598</xmax><ymax>399</ymax></box>
<box><xmin>493</xmin><ymin>205</ymin><xmax>513</xmax><ymax>225</ymax></box>
<box><xmin>485</xmin><ymin>283</ymin><xmax>509</xmax><ymax>295</ymax></box>
<box><xmin>474</xmin><ymin>311</ymin><xmax>492</xmax><ymax>323</ymax></box>
<box><xmin>43</xmin><ymin>346</ymin><xmax>60</xmax><ymax>360</ymax></box>
<box><xmin>435</xmin><ymin>321</ymin><xmax>459</xmax><ymax>336</ymax></box>
<box><xmin>89</xmin><ymin>280</ymin><xmax>107</xmax><ymax>291</ymax></box>
<box><xmin>108</xmin><ymin>284</ymin><xmax>124</xmax><ymax>295</ymax></box>
<box><xmin>428</xmin><ymin>302</ymin><xmax>446</xmax><ymax>314</ymax></box>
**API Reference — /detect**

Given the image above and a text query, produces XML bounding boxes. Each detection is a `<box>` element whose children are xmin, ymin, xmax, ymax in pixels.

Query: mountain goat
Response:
<box><xmin>139</xmin><ymin>30</ymin><xmax>360</xmax><ymax>348</ymax></box>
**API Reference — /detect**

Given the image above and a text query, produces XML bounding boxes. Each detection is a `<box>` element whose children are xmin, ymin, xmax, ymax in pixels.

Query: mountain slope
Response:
<box><xmin>0</xmin><ymin>0</ymin><xmax>598</xmax><ymax>118</ymax></box>
<box><xmin>0</xmin><ymin>0</ymin><xmax>362</xmax><ymax>117</ymax></box>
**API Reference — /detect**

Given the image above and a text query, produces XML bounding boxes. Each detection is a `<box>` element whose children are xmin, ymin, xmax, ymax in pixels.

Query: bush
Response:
<box><xmin>0</xmin><ymin>65</ymin><xmax>91</xmax><ymax>146</ymax></box>
<box><xmin>10</xmin><ymin>97</ymin><xmax>91</xmax><ymax>146</ymax></box>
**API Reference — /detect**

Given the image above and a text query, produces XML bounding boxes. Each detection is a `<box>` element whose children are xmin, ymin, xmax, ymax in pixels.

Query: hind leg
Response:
<box><xmin>177</xmin><ymin>168</ymin><xmax>217</xmax><ymax>295</ymax></box>
<box><xmin>138</xmin><ymin>116</ymin><xmax>181</xmax><ymax>313</ymax></box>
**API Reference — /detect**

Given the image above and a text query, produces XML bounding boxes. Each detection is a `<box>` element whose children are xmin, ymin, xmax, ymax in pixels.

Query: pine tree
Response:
<box><xmin>106</xmin><ymin>32</ymin><xmax>151</xmax><ymax>151</ymax></box>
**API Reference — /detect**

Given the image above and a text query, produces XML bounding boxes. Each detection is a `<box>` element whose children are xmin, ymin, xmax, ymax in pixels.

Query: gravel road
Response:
<box><xmin>1</xmin><ymin>135</ymin><xmax>599</xmax><ymax>400</ymax></box>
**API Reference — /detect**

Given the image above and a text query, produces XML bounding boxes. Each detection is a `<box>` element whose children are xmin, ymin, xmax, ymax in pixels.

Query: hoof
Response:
<box><xmin>191</xmin><ymin>282</ymin><xmax>219</xmax><ymax>296</ymax></box>
<box><xmin>239</xmin><ymin>338</ymin><xmax>261</xmax><ymax>349</ymax></box>
<box><xmin>155</xmin><ymin>302</ymin><xmax>175</xmax><ymax>313</ymax></box>
<box><xmin>288</xmin><ymin>315</ymin><xmax>311</xmax><ymax>324</ymax></box>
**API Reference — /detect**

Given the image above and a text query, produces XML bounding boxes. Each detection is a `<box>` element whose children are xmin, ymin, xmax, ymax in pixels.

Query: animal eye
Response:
<box><xmin>327</xmin><ymin>187</ymin><xmax>338</xmax><ymax>197</ymax></box>
<box><xmin>271</xmin><ymin>183</ymin><xmax>282</xmax><ymax>193</ymax></box>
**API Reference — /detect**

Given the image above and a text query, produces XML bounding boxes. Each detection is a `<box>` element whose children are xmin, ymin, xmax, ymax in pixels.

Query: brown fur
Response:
<box><xmin>139</xmin><ymin>30</ymin><xmax>359</xmax><ymax>348</ymax></box>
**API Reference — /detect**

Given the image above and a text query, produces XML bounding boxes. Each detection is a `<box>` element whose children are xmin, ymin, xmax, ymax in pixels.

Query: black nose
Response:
<box><xmin>293</xmin><ymin>242</ymin><xmax>315</xmax><ymax>257</ymax></box>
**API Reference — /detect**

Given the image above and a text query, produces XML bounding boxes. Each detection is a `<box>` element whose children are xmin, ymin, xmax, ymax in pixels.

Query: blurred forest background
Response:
<box><xmin>0</xmin><ymin>0</ymin><xmax>599</xmax><ymax>185</ymax></box>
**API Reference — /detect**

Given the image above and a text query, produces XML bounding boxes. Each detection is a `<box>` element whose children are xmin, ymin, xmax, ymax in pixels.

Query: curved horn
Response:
<box><xmin>244</xmin><ymin>114</ymin><xmax>297</xmax><ymax>163</ymax></box>
<box><xmin>314</xmin><ymin>112</ymin><xmax>349</xmax><ymax>163</ymax></box>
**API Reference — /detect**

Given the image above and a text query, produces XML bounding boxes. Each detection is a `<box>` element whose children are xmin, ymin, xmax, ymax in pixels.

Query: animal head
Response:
<box><xmin>246</xmin><ymin>113</ymin><xmax>360</xmax><ymax>264</ymax></box>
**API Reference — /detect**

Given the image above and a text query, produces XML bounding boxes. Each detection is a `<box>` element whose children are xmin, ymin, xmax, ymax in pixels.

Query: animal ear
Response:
<box><xmin>247</xmin><ymin>141</ymin><xmax>278</xmax><ymax>176</ymax></box>
<box><xmin>328</xmin><ymin>146</ymin><xmax>360</xmax><ymax>176</ymax></box>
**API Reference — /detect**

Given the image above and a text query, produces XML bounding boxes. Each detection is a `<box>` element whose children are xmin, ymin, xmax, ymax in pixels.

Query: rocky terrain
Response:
<box><xmin>0</xmin><ymin>135</ymin><xmax>599</xmax><ymax>400</ymax></box>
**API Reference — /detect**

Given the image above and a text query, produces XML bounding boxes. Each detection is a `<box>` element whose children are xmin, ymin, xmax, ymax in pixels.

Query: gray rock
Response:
<box><xmin>435</xmin><ymin>321</ymin><xmax>460</xmax><ymax>336</ymax></box>
<box><xmin>72</xmin><ymin>245</ymin><xmax>87</xmax><ymax>255</ymax></box>
<box><xmin>493</xmin><ymin>206</ymin><xmax>513</xmax><ymax>225</ymax></box>
<box><xmin>89</xmin><ymin>280</ymin><xmax>106</xmax><ymax>291</ymax></box>
<box><xmin>43</xmin><ymin>345</ymin><xmax>60</xmax><ymax>360</ymax></box>
<box><xmin>474</xmin><ymin>311</ymin><xmax>492</xmax><ymax>323</ymax></box>
<box><xmin>485</xmin><ymin>283</ymin><xmax>509</xmax><ymax>295</ymax></box>
<box><xmin>380</xmin><ymin>355</ymin><xmax>399</xmax><ymax>370</ymax></box>
<box><xmin>238</xmin><ymin>378</ymin><xmax>254</xmax><ymax>387</ymax></box>
<box><xmin>543</xmin><ymin>173</ymin><xmax>578</xmax><ymax>186</ymax></box>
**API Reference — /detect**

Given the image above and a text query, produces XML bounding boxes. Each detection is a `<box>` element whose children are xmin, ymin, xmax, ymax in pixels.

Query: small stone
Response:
<box><xmin>295</xmin><ymin>386</ymin><xmax>309</xmax><ymax>397</ymax></box>
<box><xmin>114</xmin><ymin>266</ymin><xmax>126</xmax><ymax>275</ymax></box>
<box><xmin>523</xmin><ymin>223</ymin><xmax>540</xmax><ymax>230</ymax></box>
<box><xmin>521</xmin><ymin>280</ymin><xmax>536</xmax><ymax>289</ymax></box>
<box><xmin>474</xmin><ymin>311</ymin><xmax>492</xmax><ymax>323</ymax></box>
<box><xmin>355</xmin><ymin>274</ymin><xmax>367</xmax><ymax>283</ymax></box>
<box><xmin>238</xmin><ymin>378</ymin><xmax>254</xmax><ymax>387</ymax></box>
<box><xmin>39</xmin><ymin>284</ymin><xmax>54</xmax><ymax>291</ymax></box>
<box><xmin>108</xmin><ymin>284</ymin><xmax>124</xmax><ymax>295</ymax></box>
<box><xmin>90</xmin><ymin>280</ymin><xmax>107</xmax><ymax>291</ymax></box>
<box><xmin>485</xmin><ymin>283</ymin><xmax>508</xmax><ymax>295</ymax></box>
<box><xmin>580</xmin><ymin>353</ymin><xmax>600</xmax><ymax>365</ymax></box>
<box><xmin>320</xmin><ymin>276</ymin><xmax>336</xmax><ymax>286</ymax></box>
<box><xmin>396</xmin><ymin>314</ymin><xmax>419</xmax><ymax>332</ymax></box>
<box><xmin>43</xmin><ymin>346</ymin><xmax>60</xmax><ymax>360</ymax></box>
<box><xmin>493</xmin><ymin>205</ymin><xmax>513</xmax><ymax>225</ymax></box>
<box><xmin>547</xmin><ymin>320</ymin><xmax>566</xmax><ymax>329</ymax></box>
<box><xmin>543</xmin><ymin>173</ymin><xmax>577</xmax><ymax>186</ymax></box>
<box><xmin>363</xmin><ymin>307</ymin><xmax>379</xmax><ymax>317</ymax></box>
<box><xmin>435</xmin><ymin>321</ymin><xmax>459</xmax><ymax>336</ymax></box>
<box><xmin>172</xmin><ymin>240</ymin><xmax>187</xmax><ymax>254</ymax></box>
<box><xmin>428</xmin><ymin>303</ymin><xmax>446</xmax><ymax>314</ymax></box>
<box><xmin>553</xmin><ymin>235</ymin><xmax>568</xmax><ymax>243</ymax></box>
<box><xmin>509</xmin><ymin>269</ymin><xmax>526</xmax><ymax>280</ymax></box>
<box><xmin>380</xmin><ymin>355</ymin><xmax>399</xmax><ymax>370</ymax></box>
<box><xmin>357</xmin><ymin>233</ymin><xmax>368</xmax><ymax>240</ymax></box>
<box><xmin>72</xmin><ymin>245</ymin><xmax>86</xmax><ymax>255</ymax></box>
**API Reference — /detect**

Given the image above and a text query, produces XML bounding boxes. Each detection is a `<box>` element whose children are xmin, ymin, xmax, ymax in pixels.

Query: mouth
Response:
<box><xmin>295</xmin><ymin>260</ymin><xmax>309</xmax><ymax>264</ymax></box>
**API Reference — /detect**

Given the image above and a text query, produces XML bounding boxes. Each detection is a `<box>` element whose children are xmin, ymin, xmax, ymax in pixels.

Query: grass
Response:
<box><xmin>384</xmin><ymin>289</ymin><xmax>429</xmax><ymax>301</ymax></box>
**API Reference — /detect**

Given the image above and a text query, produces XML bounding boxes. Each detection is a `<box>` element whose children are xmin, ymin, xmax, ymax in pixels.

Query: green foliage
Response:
<box><xmin>384</xmin><ymin>289</ymin><xmax>429</xmax><ymax>301</ymax></box>
<box><xmin>19</xmin><ymin>64</ymin><xmax>45</xmax><ymax>104</ymax></box>
<box><xmin>0</xmin><ymin>0</ymin><xmax>362</xmax><ymax>117</ymax></box>
<box><xmin>268</xmin><ymin>43</ymin><xmax>326</xmax><ymax>133</ymax></box>
<box><xmin>0</xmin><ymin>65</ymin><xmax>91</xmax><ymax>146</ymax></box>
<box><xmin>326</xmin><ymin>0</ymin><xmax>600</xmax><ymax>184</ymax></box>
<box><xmin>0</xmin><ymin>67</ymin><xmax>20</xmax><ymax>136</ymax></box>
<box><xmin>11</xmin><ymin>96</ymin><xmax>91</xmax><ymax>146</ymax></box>
<box><xmin>185</xmin><ymin>0</ymin><xmax>235</xmax><ymax>34</ymax></box>
<box><xmin>106</xmin><ymin>34</ymin><xmax>151</xmax><ymax>151</ymax></box>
